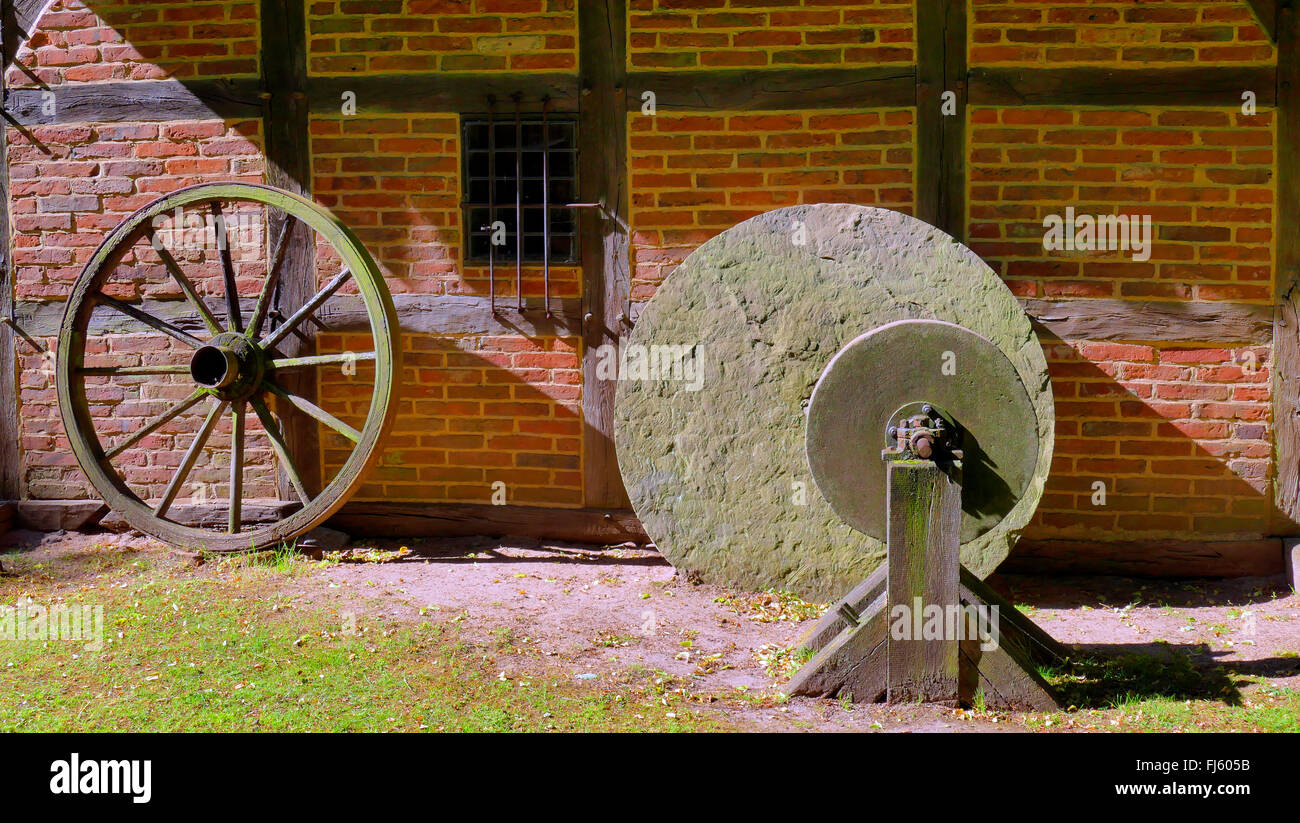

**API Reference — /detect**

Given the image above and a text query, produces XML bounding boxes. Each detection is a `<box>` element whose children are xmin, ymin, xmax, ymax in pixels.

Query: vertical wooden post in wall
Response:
<box><xmin>1275</xmin><ymin>2</ymin><xmax>1300</xmax><ymax>533</ymax></box>
<box><xmin>0</xmin><ymin>0</ymin><xmax>21</xmax><ymax>500</ymax></box>
<box><xmin>261</xmin><ymin>0</ymin><xmax>321</xmax><ymax>498</ymax></box>
<box><xmin>915</xmin><ymin>0</ymin><xmax>967</xmax><ymax>238</ymax></box>
<box><xmin>578</xmin><ymin>0</ymin><xmax>631</xmax><ymax>508</ymax></box>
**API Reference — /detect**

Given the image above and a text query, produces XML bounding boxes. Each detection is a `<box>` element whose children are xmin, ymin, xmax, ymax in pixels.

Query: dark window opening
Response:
<box><xmin>462</xmin><ymin>117</ymin><xmax>579</xmax><ymax>264</ymax></box>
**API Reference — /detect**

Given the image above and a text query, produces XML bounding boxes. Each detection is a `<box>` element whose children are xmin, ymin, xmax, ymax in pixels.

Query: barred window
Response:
<box><xmin>462</xmin><ymin>117</ymin><xmax>578</xmax><ymax>264</ymax></box>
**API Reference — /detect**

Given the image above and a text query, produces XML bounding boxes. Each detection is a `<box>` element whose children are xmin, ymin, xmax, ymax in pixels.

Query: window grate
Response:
<box><xmin>461</xmin><ymin>115</ymin><xmax>579</xmax><ymax>266</ymax></box>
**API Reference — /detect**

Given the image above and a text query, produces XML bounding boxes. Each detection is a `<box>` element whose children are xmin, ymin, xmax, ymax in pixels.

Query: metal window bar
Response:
<box><xmin>542</xmin><ymin>96</ymin><xmax>550</xmax><ymax>318</ymax></box>
<box><xmin>513</xmin><ymin>92</ymin><xmax>523</xmax><ymax>313</ymax></box>
<box><xmin>487</xmin><ymin>96</ymin><xmax>496</xmax><ymax>313</ymax></box>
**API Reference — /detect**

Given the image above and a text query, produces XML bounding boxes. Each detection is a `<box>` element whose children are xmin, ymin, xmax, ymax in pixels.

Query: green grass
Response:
<box><xmin>1037</xmin><ymin>651</ymin><xmax>1300</xmax><ymax>732</ymax></box>
<box><xmin>0</xmin><ymin>545</ymin><xmax>724</xmax><ymax>732</ymax></box>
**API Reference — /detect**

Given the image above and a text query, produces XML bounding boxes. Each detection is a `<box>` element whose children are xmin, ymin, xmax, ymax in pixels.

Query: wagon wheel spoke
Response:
<box><xmin>78</xmin><ymin>364</ymin><xmax>191</xmax><ymax>376</ymax></box>
<box><xmin>246</xmin><ymin>212</ymin><xmax>296</xmax><ymax>339</ymax></box>
<box><xmin>265</xmin><ymin>378</ymin><xmax>362</xmax><ymax>443</ymax></box>
<box><xmin>95</xmin><ymin>293</ymin><xmax>205</xmax><ymax>348</ymax></box>
<box><xmin>211</xmin><ymin>201</ymin><xmax>243</xmax><ymax>333</ymax></box>
<box><xmin>155</xmin><ymin>399</ymin><xmax>227</xmax><ymax>518</ymax></box>
<box><xmin>104</xmin><ymin>388</ymin><xmax>208</xmax><ymax>460</ymax></box>
<box><xmin>145</xmin><ymin>227</ymin><xmax>223</xmax><ymax>337</ymax></box>
<box><xmin>229</xmin><ymin>402</ymin><xmax>245</xmax><ymax>533</ymax></box>
<box><xmin>271</xmin><ymin>351</ymin><xmax>377</xmax><ymax>369</ymax></box>
<box><xmin>261</xmin><ymin>266</ymin><xmax>352</xmax><ymax>350</ymax></box>
<box><xmin>250</xmin><ymin>395</ymin><xmax>310</xmax><ymax>506</ymax></box>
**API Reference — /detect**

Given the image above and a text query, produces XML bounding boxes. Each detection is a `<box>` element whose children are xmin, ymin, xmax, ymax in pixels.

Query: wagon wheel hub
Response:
<box><xmin>190</xmin><ymin>332</ymin><xmax>267</xmax><ymax>402</ymax></box>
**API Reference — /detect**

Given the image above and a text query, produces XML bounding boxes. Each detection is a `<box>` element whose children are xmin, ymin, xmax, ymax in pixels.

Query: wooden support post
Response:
<box><xmin>1276</xmin><ymin>2</ymin><xmax>1300</xmax><ymax>534</ymax></box>
<box><xmin>788</xmin><ymin>460</ymin><xmax>1060</xmax><ymax>710</ymax></box>
<box><xmin>578</xmin><ymin>0</ymin><xmax>631</xmax><ymax>508</ymax></box>
<box><xmin>915</xmin><ymin>0</ymin><xmax>967</xmax><ymax>237</ymax></box>
<box><xmin>260</xmin><ymin>0</ymin><xmax>321</xmax><ymax>498</ymax></box>
<box><xmin>884</xmin><ymin>460</ymin><xmax>961</xmax><ymax>704</ymax></box>
<box><xmin>0</xmin><ymin>0</ymin><xmax>21</xmax><ymax>501</ymax></box>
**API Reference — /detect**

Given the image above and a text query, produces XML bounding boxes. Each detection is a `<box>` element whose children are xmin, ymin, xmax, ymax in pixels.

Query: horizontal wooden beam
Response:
<box><xmin>324</xmin><ymin>294</ymin><xmax>582</xmax><ymax>336</ymax></box>
<box><xmin>328</xmin><ymin>501</ymin><xmax>649</xmax><ymax>544</ymax></box>
<box><xmin>626</xmin><ymin>66</ymin><xmax>916</xmax><ymax>111</ymax></box>
<box><xmin>307</xmin><ymin>73</ymin><xmax>580</xmax><ymax>114</ymax></box>
<box><xmin>1005</xmin><ymin>538</ymin><xmax>1283</xmax><ymax>578</ymax></box>
<box><xmin>629</xmin><ymin>296</ymin><xmax>1273</xmax><ymax>344</ymax></box>
<box><xmin>4</xmin><ymin>66</ymin><xmax>1284</xmax><ymax>126</ymax></box>
<box><xmin>14</xmin><ymin>294</ymin><xmax>583</xmax><ymax>339</ymax></box>
<box><xmin>1023</xmin><ymin>298</ymin><xmax>1274</xmax><ymax>344</ymax></box>
<box><xmin>969</xmin><ymin>66</ymin><xmax>1277</xmax><ymax>107</ymax></box>
<box><xmin>3</xmin><ymin>74</ymin><xmax>579</xmax><ymax>127</ymax></box>
<box><xmin>19</xmin><ymin>296</ymin><xmax>1269</xmax><ymax>345</ymax></box>
<box><xmin>6</xmin><ymin>496</ymin><xmax>648</xmax><ymax>545</ymax></box>
<box><xmin>4</xmin><ymin>79</ymin><xmax>263</xmax><ymax>125</ymax></box>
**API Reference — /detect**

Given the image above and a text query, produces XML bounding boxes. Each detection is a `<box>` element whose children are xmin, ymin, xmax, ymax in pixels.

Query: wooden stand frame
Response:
<box><xmin>787</xmin><ymin>460</ymin><xmax>1064</xmax><ymax>710</ymax></box>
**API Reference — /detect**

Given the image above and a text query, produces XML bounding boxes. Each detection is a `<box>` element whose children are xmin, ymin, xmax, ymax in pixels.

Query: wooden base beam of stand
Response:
<box><xmin>786</xmin><ymin>460</ymin><xmax>1062</xmax><ymax>711</ymax></box>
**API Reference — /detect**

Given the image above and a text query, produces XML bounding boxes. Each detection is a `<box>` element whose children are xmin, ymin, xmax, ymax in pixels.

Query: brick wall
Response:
<box><xmin>629</xmin><ymin>108</ymin><xmax>914</xmax><ymax>302</ymax></box>
<box><xmin>969</xmin><ymin>107</ymin><xmax>1275</xmax><ymax>302</ymax></box>
<box><xmin>968</xmin><ymin>104</ymin><xmax>1276</xmax><ymax>540</ymax></box>
<box><xmin>318</xmin><ymin>332</ymin><xmax>583</xmax><ymax>505</ymax></box>
<box><xmin>970</xmin><ymin>0</ymin><xmax>1275</xmax><ymax>66</ymax></box>
<box><xmin>628</xmin><ymin>0</ymin><xmax>914</xmax><ymax>70</ymax></box>
<box><xmin>307</xmin><ymin>0</ymin><xmax>577</xmax><ymax>74</ymax></box>
<box><xmin>1039</xmin><ymin>341</ymin><xmax>1270</xmax><ymax>539</ymax></box>
<box><xmin>5</xmin><ymin>0</ymin><xmax>259</xmax><ymax>87</ymax></box>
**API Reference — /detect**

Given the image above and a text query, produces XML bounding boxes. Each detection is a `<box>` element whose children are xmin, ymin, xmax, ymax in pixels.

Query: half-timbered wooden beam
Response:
<box><xmin>0</xmin><ymin>1</ymin><xmax>21</xmax><ymax>499</ymax></box>
<box><xmin>4</xmin><ymin>79</ymin><xmax>262</xmax><ymax>125</ymax></box>
<box><xmin>915</xmin><ymin>0</ymin><xmax>966</xmax><ymax>237</ymax></box>
<box><xmin>328</xmin><ymin>501</ymin><xmax>648</xmax><ymax>543</ymax></box>
<box><xmin>308</xmin><ymin>73</ymin><xmax>579</xmax><ymax>115</ymax></box>
<box><xmin>0</xmin><ymin>67</ymin><xmax>1283</xmax><ymax>125</ymax></box>
<box><xmin>11</xmin><ymin>295</ymin><xmax>583</xmax><ymax>339</ymax></box>
<box><xmin>260</xmin><ymin>0</ymin><xmax>320</xmax><ymax>498</ymax></box>
<box><xmin>1023</xmin><ymin>299</ymin><xmax>1274</xmax><ymax>345</ymax></box>
<box><xmin>625</xmin><ymin>66</ymin><xmax>915</xmax><ymax>111</ymax></box>
<box><xmin>14</xmin><ymin>294</ymin><xmax>1270</xmax><ymax>347</ymax></box>
<box><xmin>1273</xmin><ymin>1</ymin><xmax>1300</xmax><ymax>533</ymax></box>
<box><xmin>969</xmin><ymin>66</ymin><xmax>1277</xmax><ymax>107</ymax></box>
<box><xmin>578</xmin><ymin>0</ymin><xmax>631</xmax><ymax>509</ymax></box>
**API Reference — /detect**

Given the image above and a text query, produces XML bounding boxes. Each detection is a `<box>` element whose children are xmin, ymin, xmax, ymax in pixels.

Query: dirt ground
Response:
<box><xmin>3</xmin><ymin>528</ymin><xmax>1298</xmax><ymax>732</ymax></box>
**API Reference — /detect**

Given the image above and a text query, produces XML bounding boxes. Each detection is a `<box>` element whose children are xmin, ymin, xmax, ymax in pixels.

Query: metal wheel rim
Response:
<box><xmin>55</xmin><ymin>182</ymin><xmax>400</xmax><ymax>551</ymax></box>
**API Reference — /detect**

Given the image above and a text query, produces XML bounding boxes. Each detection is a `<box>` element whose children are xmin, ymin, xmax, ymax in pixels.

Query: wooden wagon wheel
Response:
<box><xmin>56</xmin><ymin>182</ymin><xmax>400</xmax><ymax>551</ymax></box>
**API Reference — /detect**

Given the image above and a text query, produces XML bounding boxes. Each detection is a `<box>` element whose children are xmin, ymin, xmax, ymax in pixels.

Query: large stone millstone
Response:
<box><xmin>613</xmin><ymin>205</ymin><xmax>1054</xmax><ymax>602</ymax></box>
